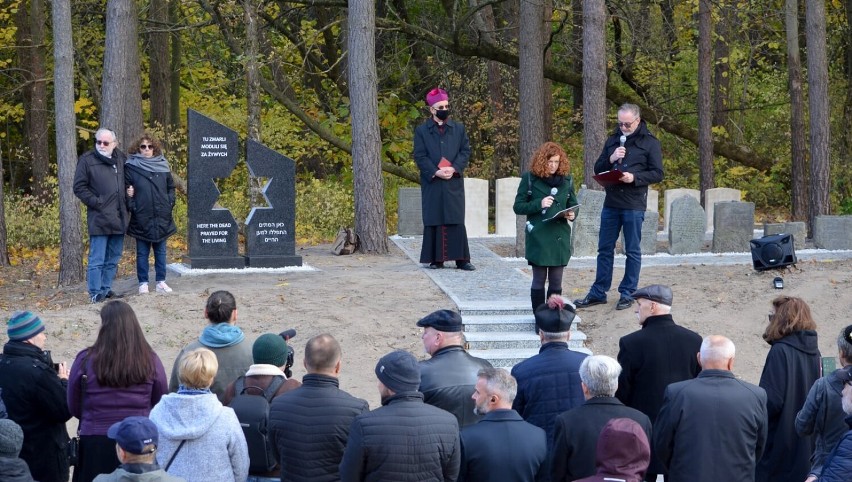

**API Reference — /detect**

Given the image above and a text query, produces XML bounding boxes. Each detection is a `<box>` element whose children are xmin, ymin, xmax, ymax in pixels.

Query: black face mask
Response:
<box><xmin>435</xmin><ymin>109</ymin><xmax>450</xmax><ymax>121</ymax></box>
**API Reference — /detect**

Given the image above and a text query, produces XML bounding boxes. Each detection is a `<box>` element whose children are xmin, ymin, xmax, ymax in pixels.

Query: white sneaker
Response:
<box><xmin>156</xmin><ymin>281</ymin><xmax>173</xmax><ymax>293</ymax></box>
<box><xmin>138</xmin><ymin>284</ymin><xmax>149</xmax><ymax>294</ymax></box>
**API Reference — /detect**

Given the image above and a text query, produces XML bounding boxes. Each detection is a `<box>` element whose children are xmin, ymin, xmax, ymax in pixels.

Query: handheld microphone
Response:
<box><xmin>542</xmin><ymin>187</ymin><xmax>558</xmax><ymax>215</ymax></box>
<box><xmin>618</xmin><ymin>135</ymin><xmax>627</xmax><ymax>166</ymax></box>
<box><xmin>279</xmin><ymin>329</ymin><xmax>297</xmax><ymax>341</ymax></box>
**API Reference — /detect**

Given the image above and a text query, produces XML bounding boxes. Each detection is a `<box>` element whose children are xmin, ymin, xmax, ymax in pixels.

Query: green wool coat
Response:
<box><xmin>513</xmin><ymin>173</ymin><xmax>579</xmax><ymax>267</ymax></box>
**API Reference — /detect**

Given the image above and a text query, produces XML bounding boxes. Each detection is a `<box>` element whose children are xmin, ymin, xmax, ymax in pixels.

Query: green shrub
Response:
<box><xmin>3</xmin><ymin>178</ymin><xmax>69</xmax><ymax>248</ymax></box>
<box><xmin>296</xmin><ymin>177</ymin><xmax>354</xmax><ymax>243</ymax></box>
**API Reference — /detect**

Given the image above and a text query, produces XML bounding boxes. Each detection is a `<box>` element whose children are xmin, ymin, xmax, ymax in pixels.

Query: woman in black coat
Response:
<box><xmin>513</xmin><ymin>142</ymin><xmax>578</xmax><ymax>312</ymax></box>
<box><xmin>125</xmin><ymin>134</ymin><xmax>176</xmax><ymax>294</ymax></box>
<box><xmin>756</xmin><ymin>296</ymin><xmax>821</xmax><ymax>482</ymax></box>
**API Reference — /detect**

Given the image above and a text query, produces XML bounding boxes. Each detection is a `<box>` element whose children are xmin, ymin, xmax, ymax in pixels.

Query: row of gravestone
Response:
<box><xmin>398</xmin><ymin>181</ymin><xmax>852</xmax><ymax>254</ymax></box>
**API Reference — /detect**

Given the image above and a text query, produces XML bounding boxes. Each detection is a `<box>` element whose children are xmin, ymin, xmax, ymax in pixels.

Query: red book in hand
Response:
<box><xmin>438</xmin><ymin>158</ymin><xmax>452</xmax><ymax>168</ymax></box>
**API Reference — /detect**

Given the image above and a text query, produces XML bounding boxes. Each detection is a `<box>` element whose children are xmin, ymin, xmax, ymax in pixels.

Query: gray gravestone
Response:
<box><xmin>397</xmin><ymin>187</ymin><xmax>423</xmax><ymax>236</ymax></box>
<box><xmin>187</xmin><ymin>110</ymin><xmax>245</xmax><ymax>268</ymax></box>
<box><xmin>763</xmin><ymin>222</ymin><xmax>807</xmax><ymax>251</ymax></box>
<box><xmin>668</xmin><ymin>196</ymin><xmax>706</xmax><ymax>254</ymax></box>
<box><xmin>711</xmin><ymin>201</ymin><xmax>755</xmax><ymax>253</ymax></box>
<box><xmin>704</xmin><ymin>188</ymin><xmax>741</xmax><ymax>232</ymax></box>
<box><xmin>464</xmin><ymin>178</ymin><xmax>489</xmax><ymax>236</ymax></box>
<box><xmin>814</xmin><ymin>215</ymin><xmax>852</xmax><ymax>250</ymax></box>
<box><xmin>572</xmin><ymin>189</ymin><xmax>605</xmax><ymax>257</ymax></box>
<box><xmin>495</xmin><ymin>177</ymin><xmax>521</xmax><ymax>236</ymax></box>
<box><xmin>244</xmin><ymin>140</ymin><xmax>303</xmax><ymax>267</ymax></box>
<box><xmin>664</xmin><ymin>188</ymin><xmax>701</xmax><ymax>233</ymax></box>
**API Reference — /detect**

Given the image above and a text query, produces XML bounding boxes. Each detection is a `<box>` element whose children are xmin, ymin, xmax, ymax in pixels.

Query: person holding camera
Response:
<box><xmin>0</xmin><ymin>311</ymin><xmax>72</xmax><ymax>482</ymax></box>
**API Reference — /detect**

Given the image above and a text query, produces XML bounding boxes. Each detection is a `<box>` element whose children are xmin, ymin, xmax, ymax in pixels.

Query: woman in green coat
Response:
<box><xmin>513</xmin><ymin>142</ymin><xmax>579</xmax><ymax>312</ymax></box>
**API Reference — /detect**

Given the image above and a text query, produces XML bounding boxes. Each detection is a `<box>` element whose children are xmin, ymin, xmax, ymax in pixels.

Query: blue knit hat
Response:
<box><xmin>7</xmin><ymin>311</ymin><xmax>45</xmax><ymax>341</ymax></box>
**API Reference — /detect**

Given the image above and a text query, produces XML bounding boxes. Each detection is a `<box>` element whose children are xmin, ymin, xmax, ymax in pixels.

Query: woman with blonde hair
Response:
<box><xmin>756</xmin><ymin>296</ymin><xmax>821</xmax><ymax>482</ymax></box>
<box><xmin>68</xmin><ymin>300</ymin><xmax>168</xmax><ymax>482</ymax></box>
<box><xmin>150</xmin><ymin>348</ymin><xmax>249</xmax><ymax>482</ymax></box>
<box><xmin>513</xmin><ymin>141</ymin><xmax>579</xmax><ymax>313</ymax></box>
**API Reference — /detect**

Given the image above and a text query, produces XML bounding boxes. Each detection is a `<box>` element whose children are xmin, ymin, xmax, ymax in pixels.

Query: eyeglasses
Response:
<box><xmin>139</xmin><ymin>144</ymin><xmax>153</xmax><ymax>150</ymax></box>
<box><xmin>617</xmin><ymin>119</ymin><xmax>637</xmax><ymax>128</ymax></box>
<box><xmin>95</xmin><ymin>140</ymin><xmax>113</xmax><ymax>146</ymax></box>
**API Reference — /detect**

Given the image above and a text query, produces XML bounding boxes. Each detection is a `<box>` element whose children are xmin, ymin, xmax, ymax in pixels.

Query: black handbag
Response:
<box><xmin>69</xmin><ymin>352</ymin><xmax>88</xmax><ymax>467</ymax></box>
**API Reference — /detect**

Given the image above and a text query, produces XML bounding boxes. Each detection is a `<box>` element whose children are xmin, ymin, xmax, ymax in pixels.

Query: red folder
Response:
<box><xmin>438</xmin><ymin>158</ymin><xmax>452</xmax><ymax>168</ymax></box>
<box><xmin>593</xmin><ymin>169</ymin><xmax>624</xmax><ymax>187</ymax></box>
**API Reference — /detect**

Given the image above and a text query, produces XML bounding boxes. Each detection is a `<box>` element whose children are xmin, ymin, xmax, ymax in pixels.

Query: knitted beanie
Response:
<box><xmin>0</xmin><ymin>419</ymin><xmax>24</xmax><ymax>458</ymax></box>
<box><xmin>6</xmin><ymin>310</ymin><xmax>45</xmax><ymax>342</ymax></box>
<box><xmin>252</xmin><ymin>333</ymin><xmax>288</xmax><ymax>367</ymax></box>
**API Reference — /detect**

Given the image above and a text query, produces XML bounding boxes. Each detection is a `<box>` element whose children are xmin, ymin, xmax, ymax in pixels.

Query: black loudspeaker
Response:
<box><xmin>750</xmin><ymin>233</ymin><xmax>797</xmax><ymax>271</ymax></box>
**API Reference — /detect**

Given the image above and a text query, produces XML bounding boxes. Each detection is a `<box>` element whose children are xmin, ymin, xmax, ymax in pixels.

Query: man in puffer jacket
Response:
<box><xmin>339</xmin><ymin>351</ymin><xmax>460</xmax><ymax>482</ymax></box>
<box><xmin>73</xmin><ymin>127</ymin><xmax>130</xmax><ymax>303</ymax></box>
<box><xmin>817</xmin><ymin>365</ymin><xmax>852</xmax><ymax>482</ymax></box>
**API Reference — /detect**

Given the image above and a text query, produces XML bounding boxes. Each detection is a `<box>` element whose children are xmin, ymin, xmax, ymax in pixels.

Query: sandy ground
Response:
<box><xmin>6</xmin><ymin>242</ymin><xmax>852</xmax><ymax>412</ymax></box>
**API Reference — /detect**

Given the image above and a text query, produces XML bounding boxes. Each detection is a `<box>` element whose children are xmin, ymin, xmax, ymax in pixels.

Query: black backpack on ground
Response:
<box><xmin>229</xmin><ymin>375</ymin><xmax>286</xmax><ymax>473</ymax></box>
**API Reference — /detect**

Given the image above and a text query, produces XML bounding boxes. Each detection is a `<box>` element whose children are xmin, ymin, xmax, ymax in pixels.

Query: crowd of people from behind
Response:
<box><xmin>0</xmin><ymin>286</ymin><xmax>851</xmax><ymax>482</ymax></box>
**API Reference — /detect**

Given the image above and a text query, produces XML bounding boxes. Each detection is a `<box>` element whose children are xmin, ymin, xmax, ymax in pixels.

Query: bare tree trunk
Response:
<box><xmin>101</xmin><ymin>0</ymin><xmax>144</xmax><ymax>148</ymax></box>
<box><xmin>843</xmin><ymin>0</ymin><xmax>852</xmax><ymax>207</ymax></box>
<box><xmin>169</xmin><ymin>0</ymin><xmax>182</xmax><ymax>128</ymax></box>
<box><xmin>786</xmin><ymin>0</ymin><xmax>808</xmax><ymax>221</ymax></box>
<box><xmin>53</xmin><ymin>0</ymin><xmax>84</xmax><ymax>285</ymax></box>
<box><xmin>516</xmin><ymin>0</ymin><xmax>548</xmax><ymax>255</ymax></box>
<box><xmin>16</xmin><ymin>0</ymin><xmax>50</xmax><ymax>197</ymax></box>
<box><xmin>805</xmin><ymin>0</ymin><xmax>830</xmax><ymax>236</ymax></box>
<box><xmin>583</xmin><ymin>0</ymin><xmax>606</xmax><ymax>189</ymax></box>
<box><xmin>348</xmin><ymin>0</ymin><xmax>388</xmax><ymax>254</ymax></box>
<box><xmin>697</xmin><ymin>0</ymin><xmax>715</xmax><ymax>203</ymax></box>
<box><xmin>245</xmin><ymin>0</ymin><xmax>261</xmax><ymax>142</ymax></box>
<box><xmin>149</xmin><ymin>0</ymin><xmax>171</xmax><ymax>128</ymax></box>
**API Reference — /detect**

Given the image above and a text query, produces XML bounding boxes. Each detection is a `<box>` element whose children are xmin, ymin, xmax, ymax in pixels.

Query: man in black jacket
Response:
<box><xmin>0</xmin><ymin>311</ymin><xmax>72</xmax><ymax>482</ymax></box>
<box><xmin>575</xmin><ymin>103</ymin><xmax>664</xmax><ymax>311</ymax></box>
<box><xmin>418</xmin><ymin>310</ymin><xmax>493</xmax><ymax>428</ymax></box>
<box><xmin>339</xmin><ymin>350</ymin><xmax>460</xmax><ymax>482</ymax></box>
<box><xmin>654</xmin><ymin>335</ymin><xmax>767</xmax><ymax>482</ymax></box>
<box><xmin>459</xmin><ymin>367</ymin><xmax>546</xmax><ymax>482</ymax></box>
<box><xmin>614</xmin><ymin>284</ymin><xmax>702</xmax><ymax>482</ymax></box>
<box><xmin>269</xmin><ymin>334</ymin><xmax>368</xmax><ymax>482</ymax></box>
<box><xmin>73</xmin><ymin>127</ymin><xmax>130</xmax><ymax>303</ymax></box>
<box><xmin>551</xmin><ymin>355</ymin><xmax>652</xmax><ymax>482</ymax></box>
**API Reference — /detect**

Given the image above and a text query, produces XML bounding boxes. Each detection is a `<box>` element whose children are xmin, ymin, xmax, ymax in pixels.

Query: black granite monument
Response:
<box><xmin>244</xmin><ymin>139</ymin><xmax>302</xmax><ymax>267</ymax></box>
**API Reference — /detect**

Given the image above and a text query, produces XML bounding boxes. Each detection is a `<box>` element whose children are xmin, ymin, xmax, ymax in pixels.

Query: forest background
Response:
<box><xmin>0</xmin><ymin>0</ymin><xmax>850</xmax><ymax>287</ymax></box>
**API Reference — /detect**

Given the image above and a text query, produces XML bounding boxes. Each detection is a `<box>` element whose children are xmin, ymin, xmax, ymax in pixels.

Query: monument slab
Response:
<box><xmin>711</xmin><ymin>201</ymin><xmax>755</xmax><ymax>253</ymax></box>
<box><xmin>464</xmin><ymin>178</ymin><xmax>489</xmax><ymax>237</ymax></box>
<box><xmin>572</xmin><ymin>189</ymin><xmax>605</xmax><ymax>257</ymax></box>
<box><xmin>814</xmin><ymin>215</ymin><xmax>852</xmax><ymax>250</ymax></box>
<box><xmin>668</xmin><ymin>196</ymin><xmax>706</xmax><ymax>254</ymax></box>
<box><xmin>704</xmin><ymin>188</ymin><xmax>741</xmax><ymax>232</ymax></box>
<box><xmin>496</xmin><ymin>177</ymin><xmax>521</xmax><ymax>236</ymax></box>
<box><xmin>397</xmin><ymin>187</ymin><xmax>423</xmax><ymax>236</ymax></box>
<box><xmin>664</xmin><ymin>188</ymin><xmax>700</xmax><ymax>233</ymax></box>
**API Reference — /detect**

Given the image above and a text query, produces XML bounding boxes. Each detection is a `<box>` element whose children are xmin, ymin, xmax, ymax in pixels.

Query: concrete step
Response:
<box><xmin>469</xmin><ymin>346</ymin><xmax>593</xmax><ymax>368</ymax></box>
<box><xmin>465</xmin><ymin>331</ymin><xmax>587</xmax><ymax>350</ymax></box>
<box><xmin>462</xmin><ymin>313</ymin><xmax>583</xmax><ymax>333</ymax></box>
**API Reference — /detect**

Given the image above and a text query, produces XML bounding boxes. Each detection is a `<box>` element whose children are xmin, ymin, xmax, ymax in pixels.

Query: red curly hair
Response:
<box><xmin>529</xmin><ymin>141</ymin><xmax>570</xmax><ymax>178</ymax></box>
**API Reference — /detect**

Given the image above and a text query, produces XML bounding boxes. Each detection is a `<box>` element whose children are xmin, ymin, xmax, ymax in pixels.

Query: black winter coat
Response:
<box><xmin>339</xmin><ymin>391</ymin><xmax>460</xmax><ymax>482</ymax></box>
<box><xmin>419</xmin><ymin>345</ymin><xmax>493</xmax><ymax>428</ymax></box>
<box><xmin>268</xmin><ymin>374</ymin><xmax>369</xmax><ymax>482</ymax></box>
<box><xmin>819</xmin><ymin>416</ymin><xmax>852</xmax><ymax>482</ymax></box>
<box><xmin>594</xmin><ymin>121</ymin><xmax>663</xmax><ymax>211</ymax></box>
<box><xmin>459</xmin><ymin>409</ymin><xmax>546</xmax><ymax>482</ymax></box>
<box><xmin>756</xmin><ymin>330</ymin><xmax>821</xmax><ymax>482</ymax></box>
<box><xmin>125</xmin><ymin>162</ymin><xmax>177</xmax><ymax>243</ymax></box>
<box><xmin>551</xmin><ymin>397</ymin><xmax>652</xmax><ymax>482</ymax></box>
<box><xmin>654</xmin><ymin>369</ymin><xmax>768</xmax><ymax>482</ymax></box>
<box><xmin>413</xmin><ymin>118</ymin><xmax>471</xmax><ymax>226</ymax></box>
<box><xmin>0</xmin><ymin>341</ymin><xmax>72</xmax><ymax>482</ymax></box>
<box><xmin>73</xmin><ymin>149</ymin><xmax>130</xmax><ymax>235</ymax></box>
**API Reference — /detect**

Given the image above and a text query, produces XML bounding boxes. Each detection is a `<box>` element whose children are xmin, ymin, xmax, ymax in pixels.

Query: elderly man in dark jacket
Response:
<box><xmin>654</xmin><ymin>335</ymin><xmax>768</xmax><ymax>482</ymax></box>
<box><xmin>269</xmin><ymin>334</ymin><xmax>368</xmax><ymax>482</ymax></box>
<box><xmin>339</xmin><ymin>350</ymin><xmax>460</xmax><ymax>482</ymax></box>
<box><xmin>414</xmin><ymin>87</ymin><xmax>475</xmax><ymax>271</ymax></box>
<box><xmin>551</xmin><ymin>355</ymin><xmax>651</xmax><ymax>482</ymax></box>
<box><xmin>0</xmin><ymin>311</ymin><xmax>72</xmax><ymax>482</ymax></box>
<box><xmin>73</xmin><ymin>127</ymin><xmax>130</xmax><ymax>303</ymax></box>
<box><xmin>614</xmin><ymin>284</ymin><xmax>701</xmax><ymax>482</ymax></box>
<box><xmin>575</xmin><ymin>103</ymin><xmax>664</xmax><ymax>311</ymax></box>
<box><xmin>459</xmin><ymin>367</ymin><xmax>545</xmax><ymax>482</ymax></box>
<box><xmin>511</xmin><ymin>298</ymin><xmax>587</xmax><ymax>481</ymax></box>
<box><xmin>418</xmin><ymin>310</ymin><xmax>493</xmax><ymax>428</ymax></box>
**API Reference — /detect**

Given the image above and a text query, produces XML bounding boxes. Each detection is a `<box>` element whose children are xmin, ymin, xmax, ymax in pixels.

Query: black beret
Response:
<box><xmin>416</xmin><ymin>310</ymin><xmax>463</xmax><ymax>332</ymax></box>
<box><xmin>631</xmin><ymin>285</ymin><xmax>673</xmax><ymax>306</ymax></box>
<box><xmin>534</xmin><ymin>303</ymin><xmax>575</xmax><ymax>333</ymax></box>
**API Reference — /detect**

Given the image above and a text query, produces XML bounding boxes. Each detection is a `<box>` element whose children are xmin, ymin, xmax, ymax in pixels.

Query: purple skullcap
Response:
<box><xmin>425</xmin><ymin>88</ymin><xmax>449</xmax><ymax>106</ymax></box>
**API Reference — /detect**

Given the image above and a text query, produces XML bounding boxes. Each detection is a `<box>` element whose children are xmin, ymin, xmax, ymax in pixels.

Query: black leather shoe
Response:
<box><xmin>456</xmin><ymin>262</ymin><xmax>476</xmax><ymax>271</ymax></box>
<box><xmin>105</xmin><ymin>290</ymin><xmax>123</xmax><ymax>299</ymax></box>
<box><xmin>616</xmin><ymin>298</ymin><xmax>634</xmax><ymax>310</ymax></box>
<box><xmin>428</xmin><ymin>262</ymin><xmax>444</xmax><ymax>269</ymax></box>
<box><xmin>574</xmin><ymin>296</ymin><xmax>607</xmax><ymax>308</ymax></box>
